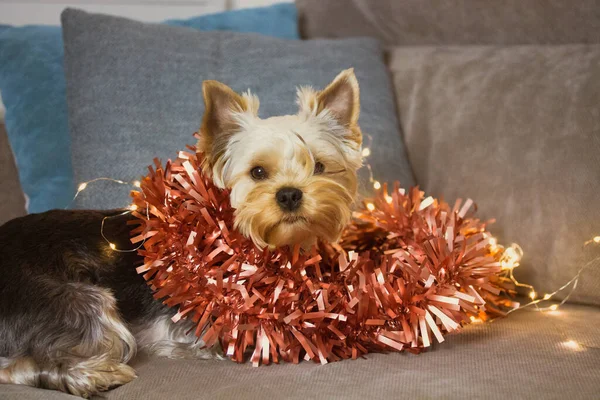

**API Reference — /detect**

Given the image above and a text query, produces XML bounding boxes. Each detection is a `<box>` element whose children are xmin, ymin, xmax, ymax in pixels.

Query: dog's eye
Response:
<box><xmin>250</xmin><ymin>166</ymin><xmax>268</xmax><ymax>180</ymax></box>
<box><xmin>314</xmin><ymin>161</ymin><xmax>325</xmax><ymax>175</ymax></box>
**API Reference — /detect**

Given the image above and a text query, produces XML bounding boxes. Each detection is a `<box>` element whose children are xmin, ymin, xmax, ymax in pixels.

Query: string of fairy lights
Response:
<box><xmin>70</xmin><ymin>178</ymin><xmax>149</xmax><ymax>253</ymax></box>
<box><xmin>357</xmin><ymin>133</ymin><xmax>600</xmax><ymax>317</ymax></box>
<box><xmin>69</xmin><ymin>138</ymin><xmax>599</xmax><ymax>352</ymax></box>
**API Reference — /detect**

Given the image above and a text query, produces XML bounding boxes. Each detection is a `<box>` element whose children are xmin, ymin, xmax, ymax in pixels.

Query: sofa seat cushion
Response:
<box><xmin>1</xmin><ymin>304</ymin><xmax>598</xmax><ymax>399</ymax></box>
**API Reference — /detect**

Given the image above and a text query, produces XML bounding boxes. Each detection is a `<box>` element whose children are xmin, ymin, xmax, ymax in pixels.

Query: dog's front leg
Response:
<box><xmin>131</xmin><ymin>316</ymin><xmax>224</xmax><ymax>360</ymax></box>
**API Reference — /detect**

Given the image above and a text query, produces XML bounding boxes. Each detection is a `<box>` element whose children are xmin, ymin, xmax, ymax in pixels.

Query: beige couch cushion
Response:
<box><xmin>388</xmin><ymin>45</ymin><xmax>600</xmax><ymax>305</ymax></box>
<box><xmin>0</xmin><ymin>123</ymin><xmax>26</xmax><ymax>225</ymax></box>
<box><xmin>297</xmin><ymin>0</ymin><xmax>600</xmax><ymax>45</ymax></box>
<box><xmin>1</xmin><ymin>304</ymin><xmax>598</xmax><ymax>399</ymax></box>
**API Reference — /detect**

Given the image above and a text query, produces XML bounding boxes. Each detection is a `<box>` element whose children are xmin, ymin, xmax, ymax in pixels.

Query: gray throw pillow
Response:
<box><xmin>62</xmin><ymin>8</ymin><xmax>414</xmax><ymax>210</ymax></box>
<box><xmin>389</xmin><ymin>45</ymin><xmax>600</xmax><ymax>305</ymax></box>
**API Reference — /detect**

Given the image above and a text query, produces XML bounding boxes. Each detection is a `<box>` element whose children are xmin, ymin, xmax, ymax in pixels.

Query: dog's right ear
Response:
<box><xmin>201</xmin><ymin>81</ymin><xmax>247</xmax><ymax>140</ymax></box>
<box><xmin>198</xmin><ymin>80</ymin><xmax>259</xmax><ymax>185</ymax></box>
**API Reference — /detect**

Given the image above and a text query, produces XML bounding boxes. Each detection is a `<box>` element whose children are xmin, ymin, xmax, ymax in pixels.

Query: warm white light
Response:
<box><xmin>529</xmin><ymin>291</ymin><xmax>537</xmax><ymax>300</ymax></box>
<box><xmin>128</xmin><ymin>204</ymin><xmax>138</xmax><ymax>211</ymax></box>
<box><xmin>366</xmin><ymin>203</ymin><xmax>375</xmax><ymax>211</ymax></box>
<box><xmin>133</xmin><ymin>180</ymin><xmax>141</xmax><ymax>188</ymax></box>
<box><xmin>78</xmin><ymin>182</ymin><xmax>88</xmax><ymax>191</ymax></box>
<box><xmin>543</xmin><ymin>294</ymin><xmax>552</xmax><ymax>300</ymax></box>
<box><xmin>594</xmin><ymin>236</ymin><xmax>600</xmax><ymax>244</ymax></box>
<box><xmin>470</xmin><ymin>316</ymin><xmax>483</xmax><ymax>324</ymax></box>
<box><xmin>385</xmin><ymin>195</ymin><xmax>393</xmax><ymax>204</ymax></box>
<box><xmin>549</xmin><ymin>304</ymin><xmax>558</xmax><ymax>311</ymax></box>
<box><xmin>489</xmin><ymin>237</ymin><xmax>498</xmax><ymax>249</ymax></box>
<box><xmin>501</xmin><ymin>244</ymin><xmax>523</xmax><ymax>270</ymax></box>
<box><xmin>109</xmin><ymin>243</ymin><xmax>116</xmax><ymax>250</ymax></box>
<box><xmin>562</xmin><ymin>340</ymin><xmax>582</xmax><ymax>351</ymax></box>
<box><xmin>373</xmin><ymin>181</ymin><xmax>381</xmax><ymax>190</ymax></box>
<box><xmin>361</xmin><ymin>148</ymin><xmax>371</xmax><ymax>157</ymax></box>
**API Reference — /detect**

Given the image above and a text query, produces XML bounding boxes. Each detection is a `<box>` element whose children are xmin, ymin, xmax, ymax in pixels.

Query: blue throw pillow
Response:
<box><xmin>0</xmin><ymin>3</ymin><xmax>298</xmax><ymax>213</ymax></box>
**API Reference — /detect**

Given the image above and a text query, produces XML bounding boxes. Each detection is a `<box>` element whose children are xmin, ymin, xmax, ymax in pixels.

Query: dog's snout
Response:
<box><xmin>276</xmin><ymin>187</ymin><xmax>303</xmax><ymax>212</ymax></box>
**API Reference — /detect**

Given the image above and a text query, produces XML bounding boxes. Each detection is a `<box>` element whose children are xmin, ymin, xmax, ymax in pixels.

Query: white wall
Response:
<box><xmin>0</xmin><ymin>0</ymin><xmax>288</xmax><ymax>25</ymax></box>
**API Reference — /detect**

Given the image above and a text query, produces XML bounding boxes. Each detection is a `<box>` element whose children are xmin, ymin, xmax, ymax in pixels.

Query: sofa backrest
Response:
<box><xmin>297</xmin><ymin>0</ymin><xmax>600</xmax><ymax>45</ymax></box>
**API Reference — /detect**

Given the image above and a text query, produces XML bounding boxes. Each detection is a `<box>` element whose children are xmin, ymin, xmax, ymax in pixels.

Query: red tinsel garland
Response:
<box><xmin>129</xmin><ymin>145</ymin><xmax>510</xmax><ymax>366</ymax></box>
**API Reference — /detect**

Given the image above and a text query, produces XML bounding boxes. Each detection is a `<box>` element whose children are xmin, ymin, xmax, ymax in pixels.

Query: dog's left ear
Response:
<box><xmin>317</xmin><ymin>68</ymin><xmax>360</xmax><ymax>127</ymax></box>
<box><xmin>298</xmin><ymin>69</ymin><xmax>360</xmax><ymax>129</ymax></box>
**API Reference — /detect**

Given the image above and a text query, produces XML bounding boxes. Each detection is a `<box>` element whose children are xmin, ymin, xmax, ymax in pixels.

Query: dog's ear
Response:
<box><xmin>298</xmin><ymin>69</ymin><xmax>360</xmax><ymax>128</ymax></box>
<box><xmin>297</xmin><ymin>69</ymin><xmax>361</xmax><ymax>148</ymax></box>
<box><xmin>198</xmin><ymin>81</ymin><xmax>258</xmax><ymax>185</ymax></box>
<box><xmin>317</xmin><ymin>68</ymin><xmax>360</xmax><ymax>127</ymax></box>
<box><xmin>201</xmin><ymin>80</ymin><xmax>256</xmax><ymax>138</ymax></box>
<box><xmin>199</xmin><ymin>81</ymin><xmax>259</xmax><ymax>171</ymax></box>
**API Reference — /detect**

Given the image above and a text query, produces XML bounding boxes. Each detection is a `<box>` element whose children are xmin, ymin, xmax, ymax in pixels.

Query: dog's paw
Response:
<box><xmin>65</xmin><ymin>360</ymin><xmax>137</xmax><ymax>398</ymax></box>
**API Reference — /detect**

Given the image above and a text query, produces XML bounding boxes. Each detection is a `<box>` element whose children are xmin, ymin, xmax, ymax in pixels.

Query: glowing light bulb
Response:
<box><xmin>594</xmin><ymin>236</ymin><xmax>600</xmax><ymax>244</ymax></box>
<box><xmin>133</xmin><ymin>180</ymin><xmax>141</xmax><ymax>188</ymax></box>
<box><xmin>373</xmin><ymin>181</ymin><xmax>381</xmax><ymax>190</ymax></box>
<box><xmin>529</xmin><ymin>291</ymin><xmax>537</xmax><ymax>300</ymax></box>
<box><xmin>549</xmin><ymin>304</ymin><xmax>558</xmax><ymax>311</ymax></box>
<box><xmin>78</xmin><ymin>182</ymin><xmax>88</xmax><ymax>191</ymax></box>
<box><xmin>128</xmin><ymin>204</ymin><xmax>138</xmax><ymax>211</ymax></box>
<box><xmin>109</xmin><ymin>243</ymin><xmax>116</xmax><ymax>250</ymax></box>
<box><xmin>385</xmin><ymin>195</ymin><xmax>393</xmax><ymax>204</ymax></box>
<box><xmin>489</xmin><ymin>237</ymin><xmax>498</xmax><ymax>249</ymax></box>
<box><xmin>366</xmin><ymin>203</ymin><xmax>375</xmax><ymax>211</ymax></box>
<box><xmin>500</xmin><ymin>244</ymin><xmax>523</xmax><ymax>270</ymax></box>
<box><xmin>361</xmin><ymin>148</ymin><xmax>371</xmax><ymax>157</ymax></box>
<box><xmin>543</xmin><ymin>294</ymin><xmax>552</xmax><ymax>300</ymax></box>
<box><xmin>562</xmin><ymin>340</ymin><xmax>582</xmax><ymax>351</ymax></box>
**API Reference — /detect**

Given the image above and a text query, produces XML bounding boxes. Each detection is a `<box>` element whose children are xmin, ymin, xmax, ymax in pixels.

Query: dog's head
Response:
<box><xmin>197</xmin><ymin>69</ymin><xmax>362</xmax><ymax>249</ymax></box>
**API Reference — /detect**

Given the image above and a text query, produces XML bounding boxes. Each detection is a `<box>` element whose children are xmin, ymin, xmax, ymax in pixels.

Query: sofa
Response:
<box><xmin>1</xmin><ymin>1</ymin><xmax>599</xmax><ymax>398</ymax></box>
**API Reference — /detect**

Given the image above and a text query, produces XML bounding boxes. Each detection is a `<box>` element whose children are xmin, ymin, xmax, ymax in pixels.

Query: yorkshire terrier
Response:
<box><xmin>0</xmin><ymin>69</ymin><xmax>362</xmax><ymax>397</ymax></box>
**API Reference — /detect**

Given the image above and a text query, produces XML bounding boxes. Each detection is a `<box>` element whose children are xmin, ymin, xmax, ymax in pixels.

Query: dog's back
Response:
<box><xmin>0</xmin><ymin>210</ymin><xmax>162</xmax><ymax>328</ymax></box>
<box><xmin>0</xmin><ymin>210</ymin><xmax>163</xmax><ymax>395</ymax></box>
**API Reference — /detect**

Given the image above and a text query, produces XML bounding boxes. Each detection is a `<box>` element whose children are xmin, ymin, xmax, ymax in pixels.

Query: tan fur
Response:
<box><xmin>198</xmin><ymin>80</ymin><xmax>260</xmax><ymax>187</ymax></box>
<box><xmin>297</xmin><ymin>68</ymin><xmax>362</xmax><ymax>148</ymax></box>
<box><xmin>132</xmin><ymin>316</ymin><xmax>222</xmax><ymax>360</ymax></box>
<box><xmin>198</xmin><ymin>69</ymin><xmax>363</xmax><ymax>249</ymax></box>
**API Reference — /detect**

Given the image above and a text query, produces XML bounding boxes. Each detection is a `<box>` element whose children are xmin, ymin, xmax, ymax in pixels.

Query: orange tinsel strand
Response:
<box><xmin>129</xmin><ymin>146</ymin><xmax>509</xmax><ymax>366</ymax></box>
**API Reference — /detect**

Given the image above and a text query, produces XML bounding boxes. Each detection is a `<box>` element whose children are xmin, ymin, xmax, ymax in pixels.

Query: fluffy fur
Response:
<box><xmin>198</xmin><ymin>69</ymin><xmax>362</xmax><ymax>248</ymax></box>
<box><xmin>0</xmin><ymin>69</ymin><xmax>363</xmax><ymax>397</ymax></box>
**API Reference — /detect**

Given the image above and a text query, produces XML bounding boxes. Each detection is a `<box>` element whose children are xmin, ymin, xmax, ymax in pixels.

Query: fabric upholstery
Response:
<box><xmin>62</xmin><ymin>8</ymin><xmax>414</xmax><ymax>210</ymax></box>
<box><xmin>1</xmin><ymin>304</ymin><xmax>598</xmax><ymax>399</ymax></box>
<box><xmin>0</xmin><ymin>123</ymin><xmax>26</xmax><ymax>225</ymax></box>
<box><xmin>388</xmin><ymin>45</ymin><xmax>600</xmax><ymax>305</ymax></box>
<box><xmin>0</xmin><ymin>25</ymin><xmax>74</xmax><ymax>213</ymax></box>
<box><xmin>296</xmin><ymin>0</ymin><xmax>600</xmax><ymax>45</ymax></box>
<box><xmin>0</xmin><ymin>3</ymin><xmax>299</xmax><ymax>213</ymax></box>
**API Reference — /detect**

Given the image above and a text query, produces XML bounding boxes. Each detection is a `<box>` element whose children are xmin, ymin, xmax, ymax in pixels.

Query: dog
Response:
<box><xmin>0</xmin><ymin>69</ymin><xmax>363</xmax><ymax>397</ymax></box>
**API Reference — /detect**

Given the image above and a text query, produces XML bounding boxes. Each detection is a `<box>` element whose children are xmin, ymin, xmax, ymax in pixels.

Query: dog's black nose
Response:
<box><xmin>276</xmin><ymin>187</ymin><xmax>303</xmax><ymax>212</ymax></box>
